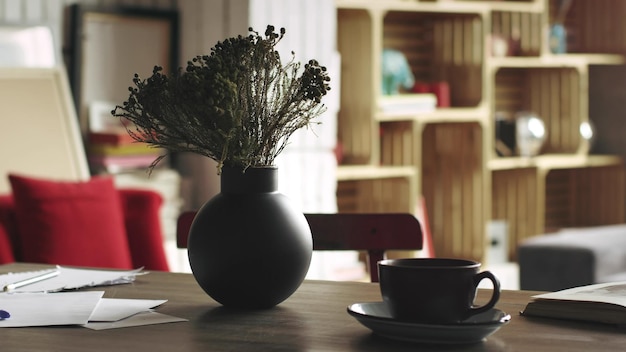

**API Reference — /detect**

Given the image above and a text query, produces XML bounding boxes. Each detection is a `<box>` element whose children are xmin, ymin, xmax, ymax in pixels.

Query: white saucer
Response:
<box><xmin>347</xmin><ymin>302</ymin><xmax>510</xmax><ymax>344</ymax></box>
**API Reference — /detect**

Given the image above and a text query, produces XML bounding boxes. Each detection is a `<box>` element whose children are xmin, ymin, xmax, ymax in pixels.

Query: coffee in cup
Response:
<box><xmin>378</xmin><ymin>258</ymin><xmax>500</xmax><ymax>324</ymax></box>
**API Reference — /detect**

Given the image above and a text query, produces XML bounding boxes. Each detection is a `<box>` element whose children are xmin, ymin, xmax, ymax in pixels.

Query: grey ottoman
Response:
<box><xmin>518</xmin><ymin>224</ymin><xmax>626</xmax><ymax>291</ymax></box>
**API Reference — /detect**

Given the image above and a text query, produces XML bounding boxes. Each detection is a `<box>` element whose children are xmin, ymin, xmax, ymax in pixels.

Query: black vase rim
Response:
<box><xmin>220</xmin><ymin>165</ymin><xmax>278</xmax><ymax>193</ymax></box>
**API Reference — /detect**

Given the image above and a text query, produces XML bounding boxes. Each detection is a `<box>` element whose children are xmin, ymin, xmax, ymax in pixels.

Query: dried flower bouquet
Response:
<box><xmin>112</xmin><ymin>25</ymin><xmax>331</xmax><ymax>173</ymax></box>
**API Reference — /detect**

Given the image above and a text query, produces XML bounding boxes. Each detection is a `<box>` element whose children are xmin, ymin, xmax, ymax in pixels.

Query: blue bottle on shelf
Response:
<box><xmin>549</xmin><ymin>23</ymin><xmax>567</xmax><ymax>54</ymax></box>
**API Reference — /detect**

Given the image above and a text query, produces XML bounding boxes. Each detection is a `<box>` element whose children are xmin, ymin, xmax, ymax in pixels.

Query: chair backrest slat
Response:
<box><xmin>176</xmin><ymin>212</ymin><xmax>423</xmax><ymax>282</ymax></box>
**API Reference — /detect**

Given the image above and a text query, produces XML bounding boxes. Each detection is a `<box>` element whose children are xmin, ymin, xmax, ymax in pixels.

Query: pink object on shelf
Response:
<box><xmin>430</xmin><ymin>82</ymin><xmax>450</xmax><ymax>108</ymax></box>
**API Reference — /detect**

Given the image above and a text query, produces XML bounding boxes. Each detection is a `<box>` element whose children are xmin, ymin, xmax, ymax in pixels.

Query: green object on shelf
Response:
<box><xmin>549</xmin><ymin>24</ymin><xmax>567</xmax><ymax>54</ymax></box>
<box><xmin>381</xmin><ymin>49</ymin><xmax>415</xmax><ymax>95</ymax></box>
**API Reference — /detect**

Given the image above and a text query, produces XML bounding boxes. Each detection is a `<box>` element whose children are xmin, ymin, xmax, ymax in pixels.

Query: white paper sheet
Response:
<box><xmin>0</xmin><ymin>268</ymin><xmax>186</xmax><ymax>329</ymax></box>
<box><xmin>0</xmin><ymin>266</ymin><xmax>144</xmax><ymax>293</ymax></box>
<box><xmin>83</xmin><ymin>311</ymin><xmax>188</xmax><ymax>330</ymax></box>
<box><xmin>88</xmin><ymin>298</ymin><xmax>167</xmax><ymax>322</ymax></box>
<box><xmin>0</xmin><ymin>291</ymin><xmax>104</xmax><ymax>327</ymax></box>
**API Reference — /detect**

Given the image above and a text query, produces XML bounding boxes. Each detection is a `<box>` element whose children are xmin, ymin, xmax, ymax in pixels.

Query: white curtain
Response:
<box><xmin>249</xmin><ymin>0</ymin><xmax>365</xmax><ymax>281</ymax></box>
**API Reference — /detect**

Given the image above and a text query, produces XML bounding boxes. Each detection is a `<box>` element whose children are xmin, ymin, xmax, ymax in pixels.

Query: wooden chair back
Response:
<box><xmin>176</xmin><ymin>212</ymin><xmax>423</xmax><ymax>282</ymax></box>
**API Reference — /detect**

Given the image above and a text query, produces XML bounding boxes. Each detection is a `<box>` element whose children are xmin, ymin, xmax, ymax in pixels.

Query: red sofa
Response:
<box><xmin>0</xmin><ymin>188</ymin><xmax>170</xmax><ymax>271</ymax></box>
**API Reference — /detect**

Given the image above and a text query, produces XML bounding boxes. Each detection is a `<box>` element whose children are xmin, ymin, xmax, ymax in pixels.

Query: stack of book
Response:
<box><xmin>87</xmin><ymin>131</ymin><xmax>164</xmax><ymax>174</ymax></box>
<box><xmin>378</xmin><ymin>93</ymin><xmax>437</xmax><ymax>115</ymax></box>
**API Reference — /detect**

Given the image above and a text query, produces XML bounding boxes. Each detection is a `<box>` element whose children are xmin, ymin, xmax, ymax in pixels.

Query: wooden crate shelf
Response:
<box><xmin>337</xmin><ymin>177</ymin><xmax>416</xmax><ymax>213</ymax></box>
<box><xmin>336</xmin><ymin>165</ymin><xmax>416</xmax><ymax>181</ymax></box>
<box><xmin>376</xmin><ymin>106</ymin><xmax>488</xmax><ymax>123</ymax></box>
<box><xmin>488</xmin><ymin>154</ymin><xmax>623</xmax><ymax>171</ymax></box>
<box><xmin>491</xmin><ymin>10</ymin><xmax>543</xmax><ymax>57</ymax></box>
<box><xmin>383</xmin><ymin>10</ymin><xmax>484</xmax><ymax>108</ymax></box>
<box><xmin>494</xmin><ymin>66</ymin><xmax>581</xmax><ymax>154</ymax></box>
<box><xmin>337</xmin><ymin>8</ymin><xmax>376</xmax><ymax>165</ymax></box>
<box><xmin>492</xmin><ymin>167</ymin><xmax>541</xmax><ymax>260</ymax></box>
<box><xmin>554</xmin><ymin>0</ymin><xmax>626</xmax><ymax>55</ymax></box>
<box><xmin>335</xmin><ymin>0</ymin><xmax>626</xmax><ymax>263</ymax></box>
<box><xmin>545</xmin><ymin>165</ymin><xmax>626</xmax><ymax>231</ymax></box>
<box><xmin>422</xmin><ymin>122</ymin><xmax>485</xmax><ymax>261</ymax></box>
<box><xmin>380</xmin><ymin>121</ymin><xmax>416</xmax><ymax>167</ymax></box>
<box><xmin>337</xmin><ymin>165</ymin><xmax>418</xmax><ymax>213</ymax></box>
<box><xmin>492</xmin><ymin>161</ymin><xmax>626</xmax><ymax>260</ymax></box>
<box><xmin>489</xmin><ymin>55</ymin><xmax>626</xmax><ymax>68</ymax></box>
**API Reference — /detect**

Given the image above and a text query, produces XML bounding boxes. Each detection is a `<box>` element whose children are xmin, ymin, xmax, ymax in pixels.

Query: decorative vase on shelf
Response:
<box><xmin>515</xmin><ymin>111</ymin><xmax>546</xmax><ymax>157</ymax></box>
<box><xmin>187</xmin><ymin>166</ymin><xmax>312</xmax><ymax>309</ymax></box>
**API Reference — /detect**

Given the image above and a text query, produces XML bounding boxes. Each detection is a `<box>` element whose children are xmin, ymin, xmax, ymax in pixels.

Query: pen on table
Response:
<box><xmin>3</xmin><ymin>270</ymin><xmax>60</xmax><ymax>292</ymax></box>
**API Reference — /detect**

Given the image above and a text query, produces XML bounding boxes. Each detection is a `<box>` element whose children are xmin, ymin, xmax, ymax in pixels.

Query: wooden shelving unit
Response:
<box><xmin>335</xmin><ymin>0</ymin><xmax>626</xmax><ymax>262</ymax></box>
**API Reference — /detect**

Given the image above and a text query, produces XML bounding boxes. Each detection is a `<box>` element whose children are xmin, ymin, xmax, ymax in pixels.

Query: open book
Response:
<box><xmin>522</xmin><ymin>281</ymin><xmax>626</xmax><ymax>325</ymax></box>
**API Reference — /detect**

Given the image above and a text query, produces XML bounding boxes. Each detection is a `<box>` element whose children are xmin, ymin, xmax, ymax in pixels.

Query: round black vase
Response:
<box><xmin>187</xmin><ymin>166</ymin><xmax>313</xmax><ymax>309</ymax></box>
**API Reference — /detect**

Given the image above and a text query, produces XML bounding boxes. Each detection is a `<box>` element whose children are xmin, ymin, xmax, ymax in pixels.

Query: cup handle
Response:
<box><xmin>468</xmin><ymin>271</ymin><xmax>501</xmax><ymax>316</ymax></box>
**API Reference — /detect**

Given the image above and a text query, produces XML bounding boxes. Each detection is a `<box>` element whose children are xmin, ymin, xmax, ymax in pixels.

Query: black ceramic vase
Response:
<box><xmin>187</xmin><ymin>166</ymin><xmax>313</xmax><ymax>309</ymax></box>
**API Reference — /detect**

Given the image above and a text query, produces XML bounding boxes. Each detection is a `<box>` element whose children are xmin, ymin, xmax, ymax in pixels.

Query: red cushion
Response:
<box><xmin>0</xmin><ymin>195</ymin><xmax>17</xmax><ymax>263</ymax></box>
<box><xmin>8</xmin><ymin>174</ymin><xmax>133</xmax><ymax>269</ymax></box>
<box><xmin>0</xmin><ymin>221</ymin><xmax>15</xmax><ymax>264</ymax></box>
<box><xmin>119</xmin><ymin>189</ymin><xmax>170</xmax><ymax>271</ymax></box>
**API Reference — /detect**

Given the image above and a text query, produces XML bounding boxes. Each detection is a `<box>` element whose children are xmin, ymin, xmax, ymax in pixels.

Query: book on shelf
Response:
<box><xmin>89</xmin><ymin>143</ymin><xmax>161</xmax><ymax>156</ymax></box>
<box><xmin>378</xmin><ymin>93</ymin><xmax>437</xmax><ymax>114</ymax></box>
<box><xmin>88</xmin><ymin>154</ymin><xmax>164</xmax><ymax>174</ymax></box>
<box><xmin>521</xmin><ymin>281</ymin><xmax>626</xmax><ymax>325</ymax></box>
<box><xmin>88</xmin><ymin>131</ymin><xmax>136</xmax><ymax>145</ymax></box>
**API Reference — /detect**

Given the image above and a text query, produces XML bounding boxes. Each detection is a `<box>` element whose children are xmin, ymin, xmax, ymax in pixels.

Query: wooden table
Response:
<box><xmin>2</xmin><ymin>263</ymin><xmax>626</xmax><ymax>351</ymax></box>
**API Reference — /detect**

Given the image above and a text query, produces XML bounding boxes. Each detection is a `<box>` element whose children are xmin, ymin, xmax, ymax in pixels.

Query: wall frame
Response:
<box><xmin>67</xmin><ymin>4</ymin><xmax>179</xmax><ymax>138</ymax></box>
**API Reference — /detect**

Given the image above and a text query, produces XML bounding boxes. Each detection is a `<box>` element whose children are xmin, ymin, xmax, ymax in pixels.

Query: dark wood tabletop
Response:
<box><xmin>2</xmin><ymin>262</ymin><xmax>626</xmax><ymax>351</ymax></box>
